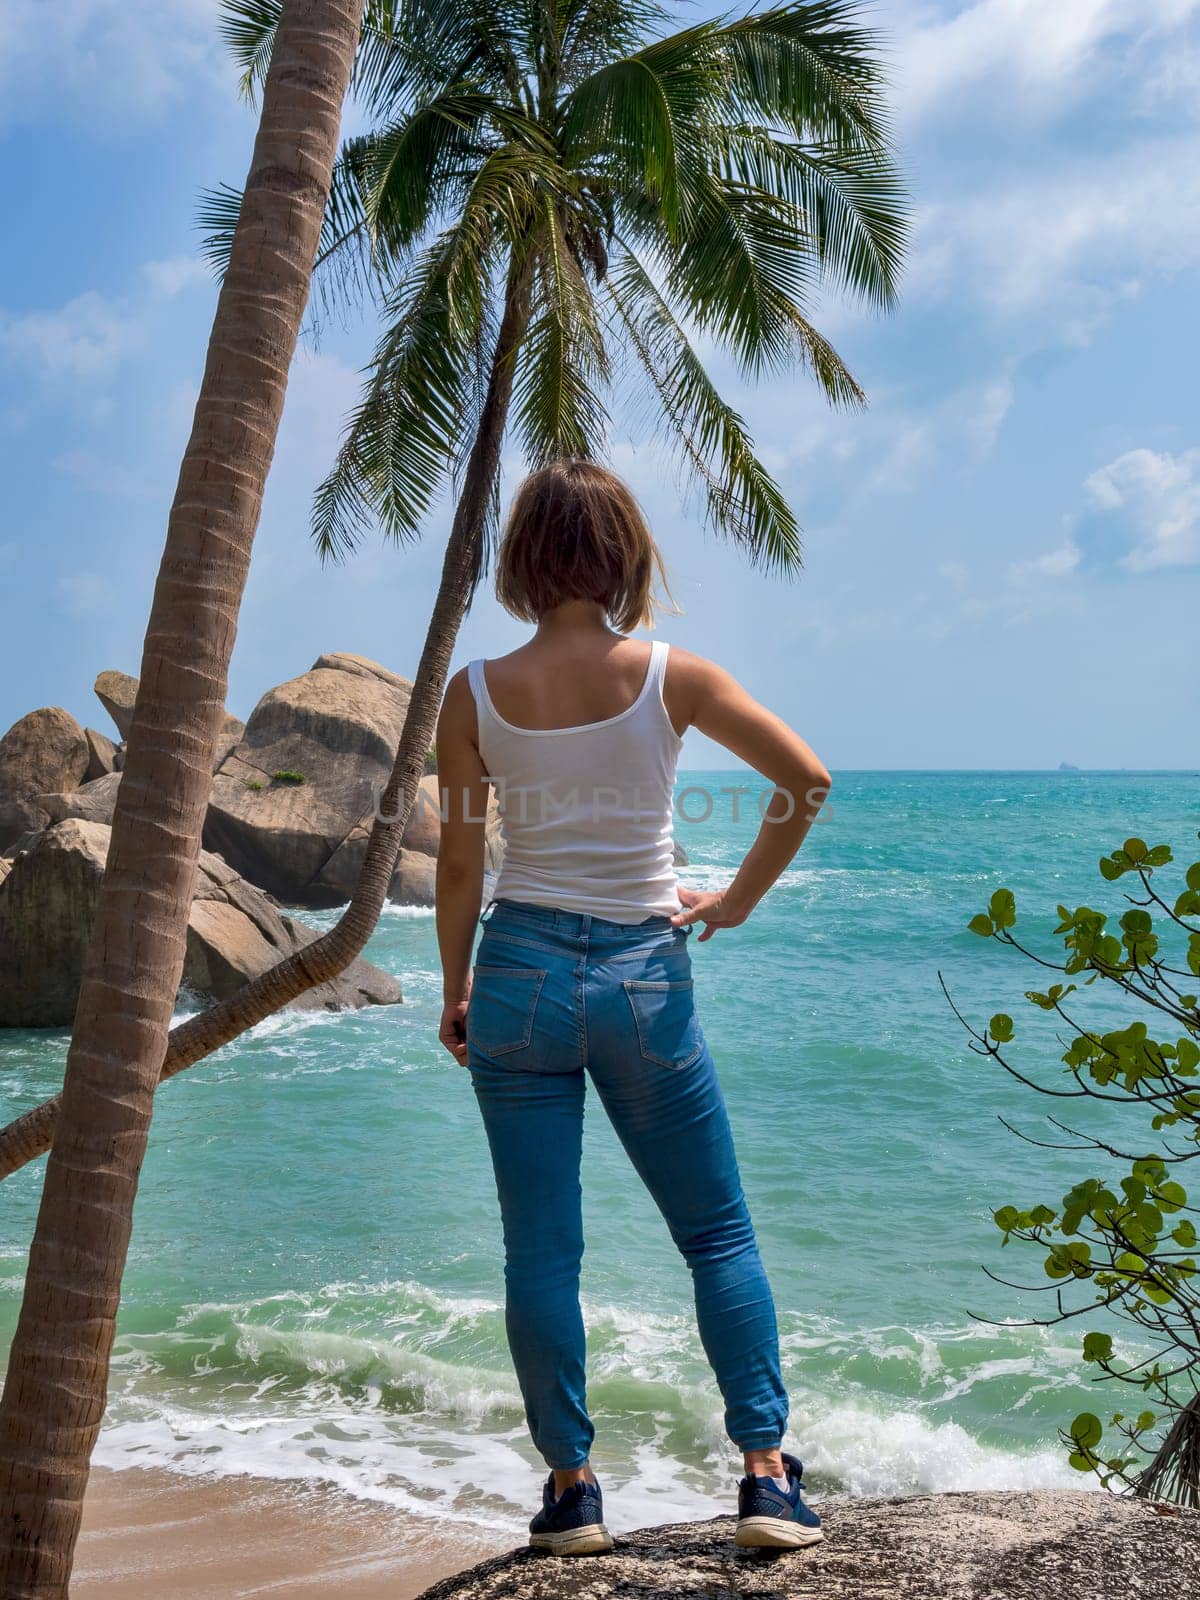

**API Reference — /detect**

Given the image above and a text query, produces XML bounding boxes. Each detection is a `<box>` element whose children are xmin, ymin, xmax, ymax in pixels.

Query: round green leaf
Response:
<box><xmin>1158</xmin><ymin>1181</ymin><xmax>1187</xmax><ymax>1211</ymax></box>
<box><xmin>989</xmin><ymin>888</ymin><xmax>1016</xmax><ymax>929</ymax></box>
<box><xmin>1070</xmin><ymin>1412</ymin><xmax>1103</xmax><ymax>1450</ymax></box>
<box><xmin>1082</xmin><ymin>1332</ymin><xmax>1113</xmax><ymax>1363</ymax></box>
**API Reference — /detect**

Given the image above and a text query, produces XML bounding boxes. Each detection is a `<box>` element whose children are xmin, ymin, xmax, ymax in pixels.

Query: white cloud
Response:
<box><xmin>0</xmin><ymin>1</ymin><xmax>225</xmax><ymax>130</ymax></box>
<box><xmin>891</xmin><ymin>1</ymin><xmax>1200</xmax><ymax>343</ymax></box>
<box><xmin>142</xmin><ymin>257</ymin><xmax>214</xmax><ymax>298</ymax></box>
<box><xmin>861</xmin><ymin>369</ymin><xmax>1015</xmax><ymax>492</ymax></box>
<box><xmin>0</xmin><ymin>292</ymin><xmax>143</xmax><ymax>379</ymax></box>
<box><xmin>1083</xmin><ymin>447</ymin><xmax>1200</xmax><ymax>571</ymax></box>
<box><xmin>910</xmin><ymin>132</ymin><xmax>1200</xmax><ymax>326</ymax></box>
<box><xmin>896</xmin><ymin>0</ymin><xmax>1200</xmax><ymax>126</ymax></box>
<box><xmin>1008</xmin><ymin>538</ymin><xmax>1081</xmax><ymax>583</ymax></box>
<box><xmin>1</xmin><ymin>253</ymin><xmax>212</xmax><ymax>389</ymax></box>
<box><xmin>961</xmin><ymin>376</ymin><xmax>1015</xmax><ymax>454</ymax></box>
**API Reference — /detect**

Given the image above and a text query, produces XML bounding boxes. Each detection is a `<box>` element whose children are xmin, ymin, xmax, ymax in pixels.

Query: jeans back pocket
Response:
<box><xmin>468</xmin><ymin>964</ymin><xmax>547</xmax><ymax>1056</ymax></box>
<box><xmin>623</xmin><ymin>979</ymin><xmax>704</xmax><ymax>1070</ymax></box>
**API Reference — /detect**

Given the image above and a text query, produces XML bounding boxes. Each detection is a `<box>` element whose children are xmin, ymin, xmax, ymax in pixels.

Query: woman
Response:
<box><xmin>435</xmin><ymin>460</ymin><xmax>831</xmax><ymax>1556</ymax></box>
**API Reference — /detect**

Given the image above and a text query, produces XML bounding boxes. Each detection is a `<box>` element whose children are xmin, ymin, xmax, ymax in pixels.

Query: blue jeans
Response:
<box><xmin>466</xmin><ymin>897</ymin><xmax>789</xmax><ymax>1470</ymax></box>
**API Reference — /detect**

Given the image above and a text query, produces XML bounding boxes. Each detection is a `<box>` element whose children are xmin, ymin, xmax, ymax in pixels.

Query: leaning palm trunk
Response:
<box><xmin>0</xmin><ymin>3</ymin><xmax>365</xmax><ymax>1591</ymax></box>
<box><xmin>0</xmin><ymin>258</ymin><xmax>532</xmax><ymax>1188</ymax></box>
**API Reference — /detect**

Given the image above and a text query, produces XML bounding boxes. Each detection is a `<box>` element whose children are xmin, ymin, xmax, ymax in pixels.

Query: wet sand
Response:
<box><xmin>75</xmin><ymin>1467</ymin><xmax>509</xmax><ymax>1599</ymax></box>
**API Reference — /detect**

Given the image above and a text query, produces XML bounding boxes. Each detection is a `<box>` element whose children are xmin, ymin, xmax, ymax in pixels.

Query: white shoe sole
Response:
<box><xmin>735</xmin><ymin>1516</ymin><xmax>825</xmax><ymax>1550</ymax></box>
<box><xmin>529</xmin><ymin>1523</ymin><xmax>615</xmax><ymax>1556</ymax></box>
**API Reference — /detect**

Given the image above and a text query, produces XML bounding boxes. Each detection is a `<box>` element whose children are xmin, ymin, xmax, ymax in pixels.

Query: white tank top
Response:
<box><xmin>467</xmin><ymin>640</ymin><xmax>683</xmax><ymax>923</ymax></box>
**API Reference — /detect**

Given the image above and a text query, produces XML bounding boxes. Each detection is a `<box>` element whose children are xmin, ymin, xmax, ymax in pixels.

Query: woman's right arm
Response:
<box><xmin>667</xmin><ymin>652</ymin><xmax>831</xmax><ymax>941</ymax></box>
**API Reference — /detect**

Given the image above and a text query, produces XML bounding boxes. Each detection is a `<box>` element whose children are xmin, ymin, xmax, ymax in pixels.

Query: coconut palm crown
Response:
<box><xmin>214</xmin><ymin>0</ymin><xmax>907</xmax><ymax>573</ymax></box>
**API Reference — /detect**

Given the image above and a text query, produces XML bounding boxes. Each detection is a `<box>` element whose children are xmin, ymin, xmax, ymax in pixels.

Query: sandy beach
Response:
<box><xmin>74</xmin><ymin>1468</ymin><xmax>507</xmax><ymax>1600</ymax></box>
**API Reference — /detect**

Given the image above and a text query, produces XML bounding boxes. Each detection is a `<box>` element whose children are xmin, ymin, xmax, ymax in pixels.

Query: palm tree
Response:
<box><xmin>0</xmin><ymin>2</ymin><xmax>368</xmax><ymax>1591</ymax></box>
<box><xmin>0</xmin><ymin>0</ymin><xmax>905</xmax><ymax>1184</ymax></box>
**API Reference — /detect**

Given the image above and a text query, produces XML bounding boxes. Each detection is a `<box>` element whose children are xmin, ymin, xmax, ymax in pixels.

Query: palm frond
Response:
<box><xmin>439</xmin><ymin>139</ymin><xmax>566</xmax><ymax>333</ymax></box>
<box><xmin>781</xmin><ymin>302</ymin><xmax>865</xmax><ymax>407</ymax></box>
<box><xmin>561</xmin><ymin>21</ymin><xmax>723</xmax><ymax>239</ymax></box>
<box><xmin>717</xmin><ymin>123</ymin><xmax>906</xmax><ymax>309</ymax></box>
<box><xmin>196</xmin><ymin>183</ymin><xmax>243</xmax><ymax>277</ymax></box>
<box><xmin>240</xmin><ymin>0</ymin><xmax>905</xmax><ymax>585</ymax></box>
<box><xmin>513</xmin><ymin>204</ymin><xmax>611</xmax><ymax>462</ymax></box>
<box><xmin>218</xmin><ymin>0</ymin><xmax>281</xmax><ymax>100</ymax></box>
<box><xmin>714</xmin><ymin>1</ymin><xmax>892</xmax><ymax>146</ymax></box>
<box><xmin>195</xmin><ymin>142</ymin><xmax>413</xmax><ymax>312</ymax></box>
<box><xmin>606</xmin><ymin>244</ymin><xmax>801</xmax><ymax>572</ymax></box>
<box><xmin>354</xmin><ymin>0</ymin><xmax>530</xmax><ymax>117</ymax></box>
<box><xmin>310</xmin><ymin>233</ymin><xmax>491</xmax><ymax>561</ymax></box>
<box><xmin>308</xmin><ymin>138</ymin><xmax>382</xmax><ymax>322</ymax></box>
<box><xmin>364</xmin><ymin>91</ymin><xmax>505</xmax><ymax>263</ymax></box>
<box><xmin>560</xmin><ymin>0</ymin><xmax>666</xmax><ymax>84</ymax></box>
<box><xmin>657</xmin><ymin>174</ymin><xmax>821</xmax><ymax>377</ymax></box>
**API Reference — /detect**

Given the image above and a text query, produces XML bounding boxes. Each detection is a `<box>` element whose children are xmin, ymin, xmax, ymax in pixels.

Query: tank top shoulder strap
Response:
<box><xmin>646</xmin><ymin>638</ymin><xmax>669</xmax><ymax>704</ymax></box>
<box><xmin>642</xmin><ymin>638</ymin><xmax>680</xmax><ymax>742</ymax></box>
<box><xmin>649</xmin><ymin>638</ymin><xmax>668</xmax><ymax>685</ymax></box>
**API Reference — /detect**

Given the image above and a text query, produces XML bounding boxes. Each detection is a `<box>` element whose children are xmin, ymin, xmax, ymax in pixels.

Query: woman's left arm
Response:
<box><xmin>434</xmin><ymin>669</ymin><xmax>490</xmax><ymax>1066</ymax></box>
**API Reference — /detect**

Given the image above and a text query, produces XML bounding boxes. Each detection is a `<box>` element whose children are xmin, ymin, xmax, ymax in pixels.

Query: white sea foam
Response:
<box><xmin>678</xmin><ymin>863</ymin><xmax>854</xmax><ymax>894</ymax></box>
<box><xmin>796</xmin><ymin>1399</ymin><xmax>1088</xmax><ymax>1498</ymax></box>
<box><xmin>230</xmin><ymin>1322</ymin><xmax>522</xmax><ymax>1425</ymax></box>
<box><xmin>304</xmin><ymin>901</ymin><xmax>436</xmax><ymax>926</ymax></box>
<box><xmin>92</xmin><ymin>1405</ymin><xmax>535</xmax><ymax>1533</ymax></box>
<box><xmin>91</xmin><ymin>1371</ymin><xmax>1091</xmax><ymax>1532</ymax></box>
<box><xmin>90</xmin><ymin>1282</ymin><xmax>1102</xmax><ymax>1533</ymax></box>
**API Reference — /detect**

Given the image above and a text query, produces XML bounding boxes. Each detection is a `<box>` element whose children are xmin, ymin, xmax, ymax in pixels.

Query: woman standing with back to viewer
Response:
<box><xmin>435</xmin><ymin>461</ymin><xmax>831</xmax><ymax>1556</ymax></box>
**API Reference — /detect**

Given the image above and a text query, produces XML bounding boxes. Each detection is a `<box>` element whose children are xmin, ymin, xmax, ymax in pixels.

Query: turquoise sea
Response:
<box><xmin>2</xmin><ymin>771</ymin><xmax>1197</xmax><ymax>1535</ymax></box>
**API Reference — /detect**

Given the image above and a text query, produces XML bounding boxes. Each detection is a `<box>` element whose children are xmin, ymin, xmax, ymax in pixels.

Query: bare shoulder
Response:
<box><xmin>438</xmin><ymin>667</ymin><xmax>479</xmax><ymax>737</ymax></box>
<box><xmin>664</xmin><ymin>645</ymin><xmax>741</xmax><ymax>701</ymax></box>
<box><xmin>443</xmin><ymin>664</ymin><xmax>473</xmax><ymax>700</ymax></box>
<box><xmin>661</xmin><ymin>645</ymin><xmax>745</xmax><ymax>736</ymax></box>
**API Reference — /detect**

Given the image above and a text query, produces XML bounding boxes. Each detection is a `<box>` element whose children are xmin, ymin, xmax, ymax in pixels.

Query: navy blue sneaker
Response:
<box><xmin>528</xmin><ymin>1474</ymin><xmax>614</xmax><ymax>1555</ymax></box>
<box><xmin>735</xmin><ymin>1452</ymin><xmax>823</xmax><ymax>1549</ymax></box>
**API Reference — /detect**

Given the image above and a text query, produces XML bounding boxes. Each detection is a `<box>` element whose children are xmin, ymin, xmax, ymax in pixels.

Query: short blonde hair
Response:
<box><xmin>495</xmin><ymin>460</ymin><xmax>673</xmax><ymax>632</ymax></box>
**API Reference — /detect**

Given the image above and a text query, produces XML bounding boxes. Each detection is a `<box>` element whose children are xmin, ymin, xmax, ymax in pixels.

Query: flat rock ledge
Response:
<box><xmin>415</xmin><ymin>1491</ymin><xmax>1197</xmax><ymax>1600</ymax></box>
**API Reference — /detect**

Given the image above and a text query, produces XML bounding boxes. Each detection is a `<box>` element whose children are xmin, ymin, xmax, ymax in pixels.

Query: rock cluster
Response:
<box><xmin>201</xmin><ymin>651</ymin><xmax>499</xmax><ymax>907</ymax></box>
<box><xmin>0</xmin><ymin>706</ymin><xmax>91</xmax><ymax>847</ymax></box>
<box><xmin>0</xmin><ymin>818</ymin><xmax>400</xmax><ymax>1026</ymax></box>
<box><xmin>414</xmin><ymin>1490</ymin><xmax>1199</xmax><ymax>1600</ymax></box>
<box><xmin>0</xmin><ymin>650</ymin><xmax>481</xmax><ymax>1026</ymax></box>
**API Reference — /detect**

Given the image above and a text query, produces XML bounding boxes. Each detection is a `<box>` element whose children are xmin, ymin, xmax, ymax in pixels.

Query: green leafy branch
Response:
<box><xmin>944</xmin><ymin>836</ymin><xmax>1200</xmax><ymax>1506</ymax></box>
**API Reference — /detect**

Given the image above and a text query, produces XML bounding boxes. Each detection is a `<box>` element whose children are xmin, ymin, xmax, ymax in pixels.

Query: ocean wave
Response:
<box><xmin>678</xmin><ymin>863</ymin><xmax>855</xmax><ymax>894</ymax></box>
<box><xmin>302</xmin><ymin>902</ymin><xmax>436</xmax><ymax>930</ymax></box>
<box><xmin>91</xmin><ymin>1354</ymin><xmax>1090</xmax><ymax>1534</ymax></box>
<box><xmin>797</xmin><ymin>1398</ymin><xmax>1087</xmax><ymax>1497</ymax></box>
<box><xmin>90</xmin><ymin>1281</ymin><xmax>1102</xmax><ymax>1531</ymax></box>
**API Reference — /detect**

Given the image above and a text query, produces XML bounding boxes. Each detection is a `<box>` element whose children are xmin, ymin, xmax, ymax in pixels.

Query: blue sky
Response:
<box><xmin>1</xmin><ymin>0</ymin><xmax>1197</xmax><ymax>770</ymax></box>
